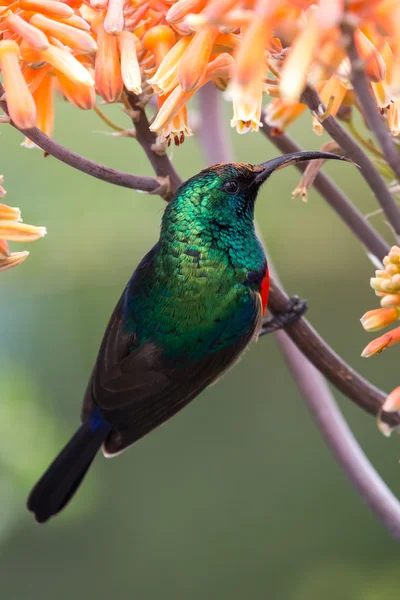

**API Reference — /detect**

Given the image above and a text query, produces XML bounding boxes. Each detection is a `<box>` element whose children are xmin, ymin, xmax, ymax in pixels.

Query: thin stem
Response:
<box><xmin>347</xmin><ymin>28</ymin><xmax>400</xmax><ymax>183</ymax></box>
<box><xmin>198</xmin><ymin>84</ymin><xmax>400</xmax><ymax>539</ymax></box>
<box><xmin>198</xmin><ymin>83</ymin><xmax>232</xmax><ymax>165</ymax></box>
<box><xmin>93</xmin><ymin>105</ymin><xmax>125</xmax><ymax>132</ymax></box>
<box><xmin>276</xmin><ymin>329</ymin><xmax>400</xmax><ymax>541</ymax></box>
<box><xmin>0</xmin><ymin>85</ymin><xmax>160</xmax><ymax>194</ymax></box>
<box><xmin>347</xmin><ymin>120</ymin><xmax>384</xmax><ymax>159</ymax></box>
<box><xmin>302</xmin><ymin>86</ymin><xmax>400</xmax><ymax>237</ymax></box>
<box><xmin>125</xmin><ymin>92</ymin><xmax>182</xmax><ymax>197</ymax></box>
<box><xmin>260</xmin><ymin>114</ymin><xmax>389</xmax><ymax>261</ymax></box>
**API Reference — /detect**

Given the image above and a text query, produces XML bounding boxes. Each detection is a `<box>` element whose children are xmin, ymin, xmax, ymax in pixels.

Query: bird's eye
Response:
<box><xmin>223</xmin><ymin>180</ymin><xmax>239</xmax><ymax>194</ymax></box>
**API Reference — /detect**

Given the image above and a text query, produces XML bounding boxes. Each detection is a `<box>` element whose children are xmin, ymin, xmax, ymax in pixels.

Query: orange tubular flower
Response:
<box><xmin>0</xmin><ymin>40</ymin><xmax>36</xmax><ymax>129</ymax></box>
<box><xmin>94</xmin><ymin>13</ymin><xmax>123</xmax><ymax>102</ymax></box>
<box><xmin>178</xmin><ymin>26</ymin><xmax>219</xmax><ymax>91</ymax></box>
<box><xmin>150</xmin><ymin>53</ymin><xmax>234</xmax><ymax>133</ymax></box>
<box><xmin>1</xmin><ymin>0</ymin><xmax>400</xmax><ymax>146</ymax></box>
<box><xmin>117</xmin><ymin>31</ymin><xmax>142</xmax><ymax>94</ymax></box>
<box><xmin>360</xmin><ymin>307</ymin><xmax>400</xmax><ymax>332</ymax></box>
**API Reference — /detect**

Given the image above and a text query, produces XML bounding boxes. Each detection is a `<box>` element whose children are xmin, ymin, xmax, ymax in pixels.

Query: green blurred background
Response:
<box><xmin>1</xmin><ymin>98</ymin><xmax>400</xmax><ymax>600</ymax></box>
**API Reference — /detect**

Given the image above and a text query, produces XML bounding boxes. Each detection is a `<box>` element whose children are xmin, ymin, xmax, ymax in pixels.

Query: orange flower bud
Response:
<box><xmin>178</xmin><ymin>26</ymin><xmax>219</xmax><ymax>91</ymax></box>
<box><xmin>56</xmin><ymin>68</ymin><xmax>95</xmax><ymax>109</ymax></box>
<box><xmin>117</xmin><ymin>31</ymin><xmax>142</xmax><ymax>94</ymax></box>
<box><xmin>166</xmin><ymin>0</ymin><xmax>207</xmax><ymax>24</ymax></box>
<box><xmin>204</xmin><ymin>0</ymin><xmax>239</xmax><ymax>22</ymax></box>
<box><xmin>38</xmin><ymin>43</ymin><xmax>94</xmax><ymax>86</ymax></box>
<box><xmin>360</xmin><ymin>307</ymin><xmax>400</xmax><ymax>331</ymax></box>
<box><xmin>5</xmin><ymin>12</ymin><xmax>49</xmax><ymax>51</ymax></box>
<box><xmin>151</xmin><ymin>54</ymin><xmax>233</xmax><ymax>132</ymax></box>
<box><xmin>0</xmin><ymin>40</ymin><xmax>36</xmax><ymax>129</ymax></box>
<box><xmin>381</xmin><ymin>294</ymin><xmax>400</xmax><ymax>307</ymax></box>
<box><xmin>58</xmin><ymin>15</ymin><xmax>91</xmax><ymax>32</ymax></box>
<box><xmin>95</xmin><ymin>16</ymin><xmax>123</xmax><ymax>102</ymax></box>
<box><xmin>148</xmin><ymin>35</ymin><xmax>191</xmax><ymax>94</ymax></box>
<box><xmin>143</xmin><ymin>25</ymin><xmax>176</xmax><ymax>67</ymax></box>
<box><xmin>30</xmin><ymin>14</ymin><xmax>97</xmax><ymax>54</ymax></box>
<box><xmin>19</xmin><ymin>0</ymin><xmax>74</xmax><ymax>19</ymax></box>
<box><xmin>361</xmin><ymin>326</ymin><xmax>400</xmax><ymax>357</ymax></box>
<box><xmin>382</xmin><ymin>386</ymin><xmax>400</xmax><ymax>413</ymax></box>
<box><xmin>234</xmin><ymin>16</ymin><xmax>271</xmax><ymax>88</ymax></box>
<box><xmin>33</xmin><ymin>71</ymin><xmax>54</xmax><ymax>138</ymax></box>
<box><xmin>104</xmin><ymin>0</ymin><xmax>124</xmax><ymax>34</ymax></box>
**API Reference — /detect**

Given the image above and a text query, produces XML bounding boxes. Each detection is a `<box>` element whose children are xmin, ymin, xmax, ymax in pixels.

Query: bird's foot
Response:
<box><xmin>260</xmin><ymin>296</ymin><xmax>307</xmax><ymax>336</ymax></box>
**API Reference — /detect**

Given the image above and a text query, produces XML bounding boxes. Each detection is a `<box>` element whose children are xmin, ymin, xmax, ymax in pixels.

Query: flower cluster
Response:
<box><xmin>360</xmin><ymin>246</ymin><xmax>400</xmax><ymax>434</ymax></box>
<box><xmin>361</xmin><ymin>245</ymin><xmax>400</xmax><ymax>357</ymax></box>
<box><xmin>0</xmin><ymin>175</ymin><xmax>46</xmax><ymax>272</ymax></box>
<box><xmin>1</xmin><ymin>0</ymin><xmax>400</xmax><ymax>147</ymax></box>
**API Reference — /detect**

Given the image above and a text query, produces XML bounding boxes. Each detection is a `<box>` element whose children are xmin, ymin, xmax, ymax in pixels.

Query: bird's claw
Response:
<box><xmin>260</xmin><ymin>295</ymin><xmax>307</xmax><ymax>336</ymax></box>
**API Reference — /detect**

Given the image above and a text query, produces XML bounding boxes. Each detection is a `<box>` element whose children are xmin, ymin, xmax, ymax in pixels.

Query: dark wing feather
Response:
<box><xmin>82</xmin><ymin>245</ymin><xmax>262</xmax><ymax>456</ymax></box>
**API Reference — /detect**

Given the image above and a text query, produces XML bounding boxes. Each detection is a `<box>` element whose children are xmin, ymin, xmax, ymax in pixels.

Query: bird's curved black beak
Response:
<box><xmin>254</xmin><ymin>151</ymin><xmax>353</xmax><ymax>184</ymax></box>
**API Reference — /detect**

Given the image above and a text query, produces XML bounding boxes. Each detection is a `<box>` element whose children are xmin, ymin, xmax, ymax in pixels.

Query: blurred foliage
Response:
<box><xmin>1</xmin><ymin>99</ymin><xmax>400</xmax><ymax>599</ymax></box>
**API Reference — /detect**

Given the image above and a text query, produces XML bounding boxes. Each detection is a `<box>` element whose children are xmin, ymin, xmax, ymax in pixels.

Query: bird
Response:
<box><xmin>27</xmin><ymin>151</ymin><xmax>349</xmax><ymax>523</ymax></box>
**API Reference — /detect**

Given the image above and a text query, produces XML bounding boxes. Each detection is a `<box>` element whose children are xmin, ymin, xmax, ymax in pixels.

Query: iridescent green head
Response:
<box><xmin>163</xmin><ymin>151</ymin><xmax>349</xmax><ymax>233</ymax></box>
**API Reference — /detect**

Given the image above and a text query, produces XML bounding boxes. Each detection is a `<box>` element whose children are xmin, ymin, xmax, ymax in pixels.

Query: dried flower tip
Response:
<box><xmin>0</xmin><ymin>251</ymin><xmax>29</xmax><ymax>272</ymax></box>
<box><xmin>0</xmin><ymin>220</ymin><xmax>46</xmax><ymax>242</ymax></box>
<box><xmin>360</xmin><ymin>307</ymin><xmax>400</xmax><ymax>332</ymax></box>
<box><xmin>0</xmin><ymin>203</ymin><xmax>21</xmax><ymax>221</ymax></box>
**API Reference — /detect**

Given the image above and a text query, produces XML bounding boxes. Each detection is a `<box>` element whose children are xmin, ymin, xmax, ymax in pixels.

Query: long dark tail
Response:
<box><xmin>27</xmin><ymin>410</ymin><xmax>111</xmax><ymax>523</ymax></box>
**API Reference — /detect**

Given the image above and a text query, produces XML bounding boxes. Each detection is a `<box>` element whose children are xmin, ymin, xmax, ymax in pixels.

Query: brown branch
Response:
<box><xmin>263</xmin><ymin>277</ymin><xmax>399</xmax><ymax>427</ymax></box>
<box><xmin>260</xmin><ymin>114</ymin><xmax>390</xmax><ymax>261</ymax></box>
<box><xmin>346</xmin><ymin>27</ymin><xmax>400</xmax><ymax>186</ymax></box>
<box><xmin>126</xmin><ymin>92</ymin><xmax>183</xmax><ymax>197</ymax></box>
<box><xmin>0</xmin><ymin>84</ymin><xmax>160</xmax><ymax>194</ymax></box>
<box><xmin>301</xmin><ymin>86</ymin><xmax>400</xmax><ymax>237</ymax></box>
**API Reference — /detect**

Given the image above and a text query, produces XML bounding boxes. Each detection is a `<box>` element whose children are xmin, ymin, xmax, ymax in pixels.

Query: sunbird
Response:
<box><xmin>28</xmin><ymin>151</ymin><xmax>347</xmax><ymax>523</ymax></box>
